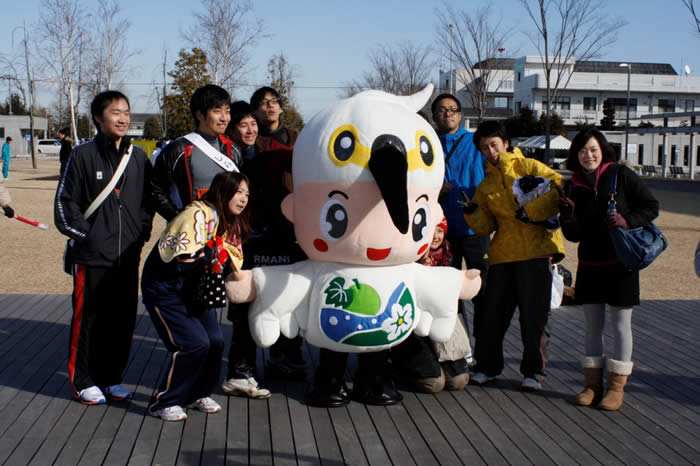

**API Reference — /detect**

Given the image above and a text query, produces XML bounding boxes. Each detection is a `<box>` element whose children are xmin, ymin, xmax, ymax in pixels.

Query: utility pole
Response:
<box><xmin>619</xmin><ymin>63</ymin><xmax>631</xmax><ymax>162</ymax></box>
<box><xmin>162</xmin><ymin>50</ymin><xmax>168</xmax><ymax>138</ymax></box>
<box><xmin>449</xmin><ymin>24</ymin><xmax>454</xmax><ymax>95</ymax></box>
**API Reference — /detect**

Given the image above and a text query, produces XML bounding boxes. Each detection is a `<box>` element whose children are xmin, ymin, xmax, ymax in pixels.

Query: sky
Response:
<box><xmin>0</xmin><ymin>0</ymin><xmax>698</xmax><ymax>122</ymax></box>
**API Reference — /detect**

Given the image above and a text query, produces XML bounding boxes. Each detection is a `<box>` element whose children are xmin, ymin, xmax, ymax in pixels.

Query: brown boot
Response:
<box><xmin>575</xmin><ymin>357</ymin><xmax>604</xmax><ymax>406</ymax></box>
<box><xmin>598</xmin><ymin>359</ymin><xmax>633</xmax><ymax>411</ymax></box>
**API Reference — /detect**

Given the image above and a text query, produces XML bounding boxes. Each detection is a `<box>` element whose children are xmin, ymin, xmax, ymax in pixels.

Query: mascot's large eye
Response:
<box><xmin>333</xmin><ymin>130</ymin><xmax>355</xmax><ymax>161</ymax></box>
<box><xmin>419</xmin><ymin>135</ymin><xmax>434</xmax><ymax>166</ymax></box>
<box><xmin>412</xmin><ymin>203</ymin><xmax>430</xmax><ymax>242</ymax></box>
<box><xmin>320</xmin><ymin>199</ymin><xmax>349</xmax><ymax>241</ymax></box>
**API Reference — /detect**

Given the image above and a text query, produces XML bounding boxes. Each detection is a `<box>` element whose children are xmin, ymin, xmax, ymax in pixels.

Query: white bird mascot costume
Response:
<box><xmin>227</xmin><ymin>84</ymin><xmax>481</xmax><ymax>406</ymax></box>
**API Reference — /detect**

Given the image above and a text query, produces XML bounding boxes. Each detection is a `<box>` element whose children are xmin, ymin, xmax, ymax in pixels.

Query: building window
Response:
<box><xmin>494</xmin><ymin>96</ymin><xmax>509</xmax><ymax>108</ymax></box>
<box><xmin>684</xmin><ymin>145</ymin><xmax>689</xmax><ymax>165</ymax></box>
<box><xmin>658</xmin><ymin>145</ymin><xmax>663</xmax><ymax>165</ymax></box>
<box><xmin>499</xmin><ymin>80</ymin><xmax>513</xmax><ymax>89</ymax></box>
<box><xmin>583</xmin><ymin>97</ymin><xmax>597</xmax><ymax>111</ymax></box>
<box><xmin>658</xmin><ymin>99</ymin><xmax>675</xmax><ymax>112</ymax></box>
<box><xmin>0</xmin><ymin>128</ymin><xmax>4</xmax><ymax>138</ymax></box>
<box><xmin>684</xmin><ymin>100</ymin><xmax>695</xmax><ymax>111</ymax></box>
<box><xmin>697</xmin><ymin>146</ymin><xmax>700</xmax><ymax>166</ymax></box>
<box><xmin>517</xmin><ymin>72</ymin><xmax>521</xmax><ymax>82</ymax></box>
<box><xmin>515</xmin><ymin>101</ymin><xmax>522</xmax><ymax>113</ymax></box>
<box><xmin>671</xmin><ymin>145</ymin><xmax>677</xmax><ymax>165</ymax></box>
<box><xmin>638</xmin><ymin>144</ymin><xmax>644</xmax><ymax>165</ymax></box>
<box><xmin>607</xmin><ymin>97</ymin><xmax>638</xmax><ymax>112</ymax></box>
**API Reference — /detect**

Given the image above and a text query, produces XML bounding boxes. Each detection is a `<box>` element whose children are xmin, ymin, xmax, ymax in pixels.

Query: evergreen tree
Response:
<box><xmin>0</xmin><ymin>93</ymin><xmax>28</xmax><ymax>115</ymax></box>
<box><xmin>504</xmin><ymin>107</ymin><xmax>540</xmax><ymax>138</ymax></box>
<box><xmin>600</xmin><ymin>99</ymin><xmax>616</xmax><ymax>130</ymax></box>
<box><xmin>143</xmin><ymin>116</ymin><xmax>162</xmax><ymax>139</ymax></box>
<box><xmin>538</xmin><ymin>111</ymin><xmax>566</xmax><ymax>136</ymax></box>
<box><xmin>163</xmin><ymin>48</ymin><xmax>211</xmax><ymax>139</ymax></box>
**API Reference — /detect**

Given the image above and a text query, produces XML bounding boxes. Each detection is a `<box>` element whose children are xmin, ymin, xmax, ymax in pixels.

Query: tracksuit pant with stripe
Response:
<box><xmin>473</xmin><ymin>258</ymin><xmax>552</xmax><ymax>378</ymax></box>
<box><xmin>145</xmin><ymin>301</ymin><xmax>224</xmax><ymax>412</ymax></box>
<box><xmin>68</xmin><ymin>260</ymin><xmax>139</xmax><ymax>394</ymax></box>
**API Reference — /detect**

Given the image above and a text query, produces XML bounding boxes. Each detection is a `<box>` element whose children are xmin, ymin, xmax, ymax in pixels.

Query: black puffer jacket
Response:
<box><xmin>561</xmin><ymin>163</ymin><xmax>659</xmax><ymax>264</ymax></box>
<box><xmin>150</xmin><ymin>134</ymin><xmax>234</xmax><ymax>222</ymax></box>
<box><xmin>54</xmin><ymin>134</ymin><xmax>153</xmax><ymax>266</ymax></box>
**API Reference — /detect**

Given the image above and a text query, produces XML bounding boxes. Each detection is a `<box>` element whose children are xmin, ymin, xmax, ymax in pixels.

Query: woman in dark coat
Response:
<box><xmin>559</xmin><ymin>129</ymin><xmax>659</xmax><ymax>410</ymax></box>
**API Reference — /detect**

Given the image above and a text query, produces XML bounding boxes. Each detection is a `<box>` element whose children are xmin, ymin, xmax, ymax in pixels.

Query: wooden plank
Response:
<box><xmin>175</xmin><ymin>409</ymin><xmax>206</xmax><ymax>466</ymax></box>
<box><xmin>284</xmin><ymin>378</ymin><xmax>320</xmax><ymax>466</ymax></box>
<box><xmin>151</xmin><ymin>419</ymin><xmax>184</xmax><ymax>466</ymax></box>
<box><xmin>328</xmin><ymin>405</ymin><xmax>368</xmax><ymax>466</ymax></box>
<box><xmin>385</xmin><ymin>401</ymin><xmax>439</xmax><ymax>465</ymax></box>
<box><xmin>417</xmin><ymin>392</ymin><xmax>486</xmax><ymax>465</ymax></box>
<box><xmin>265</xmin><ymin>380</ymin><xmax>297</xmax><ymax>466</ymax></box>
<box><xmin>200</xmin><ymin>393</ymin><xmax>227</xmax><ymax>466</ymax></box>
<box><xmin>400</xmin><ymin>392</ymin><xmax>462</xmax><ymax>465</ymax></box>
<box><xmin>346</xmin><ymin>402</ymin><xmax>392</xmax><ymax>465</ymax></box>
<box><xmin>365</xmin><ymin>404</ymin><xmax>416</xmax><ymax>465</ymax></box>
<box><xmin>248</xmin><ymin>397</ymin><xmax>273</xmax><ymax>465</ymax></box>
<box><xmin>225</xmin><ymin>393</ymin><xmax>249</xmax><ymax>465</ymax></box>
<box><xmin>307</xmin><ymin>406</ymin><xmax>344</xmax><ymax>464</ymax></box>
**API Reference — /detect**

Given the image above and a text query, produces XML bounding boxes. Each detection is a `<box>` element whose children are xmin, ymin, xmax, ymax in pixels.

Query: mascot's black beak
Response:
<box><xmin>368</xmin><ymin>134</ymin><xmax>409</xmax><ymax>234</ymax></box>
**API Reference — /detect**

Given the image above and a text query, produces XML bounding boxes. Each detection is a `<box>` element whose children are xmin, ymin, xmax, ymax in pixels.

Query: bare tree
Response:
<box><xmin>86</xmin><ymin>0</ymin><xmax>140</xmax><ymax>96</ymax></box>
<box><xmin>1</xmin><ymin>24</ymin><xmax>39</xmax><ymax>167</ymax></box>
<box><xmin>436</xmin><ymin>5</ymin><xmax>510</xmax><ymax>123</ymax></box>
<box><xmin>184</xmin><ymin>0</ymin><xmax>264</xmax><ymax>90</ymax></box>
<box><xmin>682</xmin><ymin>0</ymin><xmax>700</xmax><ymax>34</ymax></box>
<box><xmin>519</xmin><ymin>0</ymin><xmax>625</xmax><ymax>156</ymax></box>
<box><xmin>37</xmin><ymin>0</ymin><xmax>91</xmax><ymax>143</ymax></box>
<box><xmin>345</xmin><ymin>42</ymin><xmax>434</xmax><ymax>97</ymax></box>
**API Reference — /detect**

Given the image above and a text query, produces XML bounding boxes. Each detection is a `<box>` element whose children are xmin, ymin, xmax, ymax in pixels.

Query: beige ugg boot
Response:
<box><xmin>598</xmin><ymin>359</ymin><xmax>633</xmax><ymax>411</ymax></box>
<box><xmin>575</xmin><ymin>356</ymin><xmax>604</xmax><ymax>406</ymax></box>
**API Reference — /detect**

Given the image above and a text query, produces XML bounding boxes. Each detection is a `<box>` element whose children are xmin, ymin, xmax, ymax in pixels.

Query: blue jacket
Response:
<box><xmin>439</xmin><ymin>128</ymin><xmax>485</xmax><ymax>236</ymax></box>
<box><xmin>1</xmin><ymin>143</ymin><xmax>9</xmax><ymax>161</ymax></box>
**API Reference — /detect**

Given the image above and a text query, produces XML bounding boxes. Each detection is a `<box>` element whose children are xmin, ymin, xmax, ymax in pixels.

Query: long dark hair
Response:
<box><xmin>202</xmin><ymin>171</ymin><xmax>251</xmax><ymax>244</ymax></box>
<box><xmin>566</xmin><ymin>129</ymin><xmax>617</xmax><ymax>172</ymax></box>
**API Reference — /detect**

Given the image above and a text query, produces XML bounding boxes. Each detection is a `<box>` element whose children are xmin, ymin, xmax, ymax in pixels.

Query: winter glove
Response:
<box><xmin>2</xmin><ymin>205</ymin><xmax>14</xmax><ymax>218</ymax></box>
<box><xmin>558</xmin><ymin>197</ymin><xmax>575</xmax><ymax>219</ymax></box>
<box><xmin>607</xmin><ymin>212</ymin><xmax>629</xmax><ymax>230</ymax></box>
<box><xmin>518</xmin><ymin>175</ymin><xmax>543</xmax><ymax>194</ymax></box>
<box><xmin>457</xmin><ymin>191</ymin><xmax>478</xmax><ymax>214</ymax></box>
<box><xmin>515</xmin><ymin>206</ymin><xmax>530</xmax><ymax>223</ymax></box>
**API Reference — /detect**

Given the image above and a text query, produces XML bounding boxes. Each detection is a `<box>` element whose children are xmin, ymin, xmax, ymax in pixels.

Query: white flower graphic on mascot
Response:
<box><xmin>226</xmin><ymin>84</ymin><xmax>481</xmax><ymax>353</ymax></box>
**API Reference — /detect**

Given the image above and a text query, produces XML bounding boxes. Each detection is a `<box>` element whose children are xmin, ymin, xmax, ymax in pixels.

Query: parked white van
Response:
<box><xmin>36</xmin><ymin>139</ymin><xmax>61</xmax><ymax>155</ymax></box>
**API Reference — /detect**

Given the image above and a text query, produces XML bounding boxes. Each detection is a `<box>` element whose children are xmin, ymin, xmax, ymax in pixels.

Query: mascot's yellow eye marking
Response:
<box><xmin>406</xmin><ymin>131</ymin><xmax>436</xmax><ymax>172</ymax></box>
<box><xmin>328</xmin><ymin>124</ymin><xmax>371</xmax><ymax>168</ymax></box>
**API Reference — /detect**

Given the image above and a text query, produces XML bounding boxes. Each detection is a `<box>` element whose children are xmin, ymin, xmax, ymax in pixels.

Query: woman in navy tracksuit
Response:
<box><xmin>142</xmin><ymin>171</ymin><xmax>250</xmax><ymax>421</ymax></box>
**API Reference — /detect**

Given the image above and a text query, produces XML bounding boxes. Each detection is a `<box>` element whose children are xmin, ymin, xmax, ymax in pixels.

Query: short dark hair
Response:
<box><xmin>229</xmin><ymin>100</ymin><xmax>257</xmax><ymax>127</ymax></box>
<box><xmin>91</xmin><ymin>90</ymin><xmax>130</xmax><ymax>131</ymax></box>
<box><xmin>250</xmin><ymin>86</ymin><xmax>281</xmax><ymax>110</ymax></box>
<box><xmin>567</xmin><ymin>128</ymin><xmax>617</xmax><ymax>172</ymax></box>
<box><xmin>473</xmin><ymin>120</ymin><xmax>510</xmax><ymax>150</ymax></box>
<box><xmin>59</xmin><ymin>127</ymin><xmax>69</xmax><ymax>136</ymax></box>
<box><xmin>5</xmin><ymin>136</ymin><xmax>11</xmax><ymax>142</ymax></box>
<box><xmin>431</xmin><ymin>93</ymin><xmax>461</xmax><ymax>116</ymax></box>
<box><xmin>190</xmin><ymin>84</ymin><xmax>231</xmax><ymax>126</ymax></box>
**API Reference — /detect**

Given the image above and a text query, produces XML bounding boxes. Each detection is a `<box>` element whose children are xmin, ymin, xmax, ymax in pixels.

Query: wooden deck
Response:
<box><xmin>0</xmin><ymin>294</ymin><xmax>698</xmax><ymax>465</ymax></box>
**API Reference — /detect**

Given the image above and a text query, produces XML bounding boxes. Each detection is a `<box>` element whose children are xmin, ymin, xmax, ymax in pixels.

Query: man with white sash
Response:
<box><xmin>54</xmin><ymin>91</ymin><xmax>153</xmax><ymax>405</ymax></box>
<box><xmin>151</xmin><ymin>84</ymin><xmax>237</xmax><ymax>222</ymax></box>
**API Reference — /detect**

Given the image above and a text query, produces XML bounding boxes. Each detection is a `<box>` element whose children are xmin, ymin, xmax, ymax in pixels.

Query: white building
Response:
<box><xmin>512</xmin><ymin>56</ymin><xmax>700</xmax><ymax>127</ymax></box>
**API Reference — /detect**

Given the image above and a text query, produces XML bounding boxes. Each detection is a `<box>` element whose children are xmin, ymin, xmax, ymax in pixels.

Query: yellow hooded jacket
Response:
<box><xmin>464</xmin><ymin>148</ymin><xmax>565</xmax><ymax>265</ymax></box>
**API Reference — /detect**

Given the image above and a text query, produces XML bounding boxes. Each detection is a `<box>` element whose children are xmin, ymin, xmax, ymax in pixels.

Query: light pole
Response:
<box><xmin>619</xmin><ymin>63</ymin><xmax>631</xmax><ymax>161</ymax></box>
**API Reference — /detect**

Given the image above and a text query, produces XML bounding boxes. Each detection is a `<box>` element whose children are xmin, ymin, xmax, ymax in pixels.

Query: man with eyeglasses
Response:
<box><xmin>248</xmin><ymin>86</ymin><xmax>306</xmax><ymax>378</ymax></box>
<box><xmin>431</xmin><ymin>93</ymin><xmax>489</xmax><ymax>362</ymax></box>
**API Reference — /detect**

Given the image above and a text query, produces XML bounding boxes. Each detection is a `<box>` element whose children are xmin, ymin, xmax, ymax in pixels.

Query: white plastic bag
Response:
<box><xmin>551</xmin><ymin>264</ymin><xmax>564</xmax><ymax>310</ymax></box>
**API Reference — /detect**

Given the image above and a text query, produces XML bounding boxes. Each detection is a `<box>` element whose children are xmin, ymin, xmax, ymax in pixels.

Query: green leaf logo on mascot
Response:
<box><xmin>226</xmin><ymin>85</ymin><xmax>481</xmax><ymax>406</ymax></box>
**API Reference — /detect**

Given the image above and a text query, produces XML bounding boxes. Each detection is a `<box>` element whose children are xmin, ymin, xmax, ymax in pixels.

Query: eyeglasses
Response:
<box><xmin>436</xmin><ymin>106</ymin><xmax>460</xmax><ymax>116</ymax></box>
<box><xmin>261</xmin><ymin>98</ymin><xmax>280</xmax><ymax>107</ymax></box>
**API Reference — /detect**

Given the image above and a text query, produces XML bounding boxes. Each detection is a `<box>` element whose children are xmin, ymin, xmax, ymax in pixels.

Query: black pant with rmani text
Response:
<box><xmin>68</xmin><ymin>258</ymin><xmax>139</xmax><ymax>394</ymax></box>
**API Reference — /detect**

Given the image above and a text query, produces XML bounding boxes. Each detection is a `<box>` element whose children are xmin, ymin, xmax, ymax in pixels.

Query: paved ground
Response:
<box><xmin>1</xmin><ymin>158</ymin><xmax>699</xmax><ymax>300</ymax></box>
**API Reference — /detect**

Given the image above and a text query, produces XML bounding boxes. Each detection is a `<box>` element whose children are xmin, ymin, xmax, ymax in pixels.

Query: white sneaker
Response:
<box><xmin>75</xmin><ymin>386</ymin><xmax>106</xmax><ymax>405</ymax></box>
<box><xmin>153</xmin><ymin>405</ymin><xmax>187</xmax><ymax>421</ymax></box>
<box><xmin>104</xmin><ymin>384</ymin><xmax>132</xmax><ymax>401</ymax></box>
<box><xmin>222</xmin><ymin>377</ymin><xmax>271</xmax><ymax>399</ymax></box>
<box><xmin>521</xmin><ymin>377</ymin><xmax>542</xmax><ymax>392</ymax></box>
<box><xmin>470</xmin><ymin>372</ymin><xmax>496</xmax><ymax>385</ymax></box>
<box><xmin>188</xmin><ymin>397</ymin><xmax>222</xmax><ymax>413</ymax></box>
